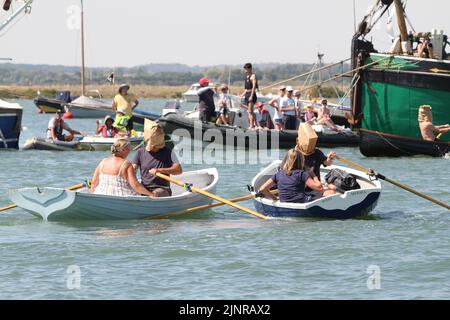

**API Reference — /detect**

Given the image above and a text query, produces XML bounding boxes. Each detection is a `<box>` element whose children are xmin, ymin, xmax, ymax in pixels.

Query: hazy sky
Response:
<box><xmin>0</xmin><ymin>0</ymin><xmax>449</xmax><ymax>67</ymax></box>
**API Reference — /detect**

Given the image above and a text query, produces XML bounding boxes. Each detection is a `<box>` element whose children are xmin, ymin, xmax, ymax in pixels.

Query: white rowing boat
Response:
<box><xmin>79</xmin><ymin>135</ymin><xmax>143</xmax><ymax>151</ymax></box>
<box><xmin>9</xmin><ymin>168</ymin><xmax>219</xmax><ymax>221</ymax></box>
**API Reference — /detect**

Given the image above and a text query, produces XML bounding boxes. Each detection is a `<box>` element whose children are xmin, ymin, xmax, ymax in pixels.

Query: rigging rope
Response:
<box><xmin>260</xmin><ymin>57</ymin><xmax>352</xmax><ymax>91</ymax></box>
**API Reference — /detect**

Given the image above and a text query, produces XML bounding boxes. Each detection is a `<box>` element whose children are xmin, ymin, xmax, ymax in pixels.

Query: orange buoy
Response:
<box><xmin>63</xmin><ymin>112</ymin><xmax>74</xmax><ymax>119</ymax></box>
<box><xmin>37</xmin><ymin>108</ymin><xmax>43</xmax><ymax>114</ymax></box>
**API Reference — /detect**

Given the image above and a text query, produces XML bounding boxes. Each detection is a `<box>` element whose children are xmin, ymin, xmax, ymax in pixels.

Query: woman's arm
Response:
<box><xmin>126</xmin><ymin>165</ymin><xmax>154</xmax><ymax>196</ymax></box>
<box><xmin>259</xmin><ymin>178</ymin><xmax>277</xmax><ymax>200</ymax></box>
<box><xmin>112</xmin><ymin>99</ymin><xmax>117</xmax><ymax>112</ymax></box>
<box><xmin>89</xmin><ymin>165</ymin><xmax>100</xmax><ymax>193</ymax></box>
<box><xmin>250</xmin><ymin>74</ymin><xmax>257</xmax><ymax>97</ymax></box>
<box><xmin>305</xmin><ymin>177</ymin><xmax>324</xmax><ymax>193</ymax></box>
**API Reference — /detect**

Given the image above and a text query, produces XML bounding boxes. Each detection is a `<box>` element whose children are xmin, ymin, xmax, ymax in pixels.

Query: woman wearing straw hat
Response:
<box><xmin>112</xmin><ymin>84</ymin><xmax>139</xmax><ymax>131</ymax></box>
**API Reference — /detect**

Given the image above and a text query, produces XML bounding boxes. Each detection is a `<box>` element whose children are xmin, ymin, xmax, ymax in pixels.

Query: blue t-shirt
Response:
<box><xmin>271</xmin><ymin>169</ymin><xmax>311</xmax><ymax>203</ymax></box>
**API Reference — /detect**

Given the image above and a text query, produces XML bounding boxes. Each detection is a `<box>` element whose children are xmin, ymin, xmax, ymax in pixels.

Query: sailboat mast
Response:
<box><xmin>393</xmin><ymin>0</ymin><xmax>409</xmax><ymax>53</ymax></box>
<box><xmin>80</xmin><ymin>0</ymin><xmax>86</xmax><ymax>95</ymax></box>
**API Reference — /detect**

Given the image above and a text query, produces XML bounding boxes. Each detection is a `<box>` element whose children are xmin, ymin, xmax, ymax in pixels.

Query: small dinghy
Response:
<box><xmin>250</xmin><ymin>160</ymin><xmax>381</xmax><ymax>219</ymax></box>
<box><xmin>22</xmin><ymin>137</ymin><xmax>82</xmax><ymax>151</ymax></box>
<box><xmin>79</xmin><ymin>135</ymin><xmax>143</xmax><ymax>151</ymax></box>
<box><xmin>9</xmin><ymin>168</ymin><xmax>219</xmax><ymax>221</ymax></box>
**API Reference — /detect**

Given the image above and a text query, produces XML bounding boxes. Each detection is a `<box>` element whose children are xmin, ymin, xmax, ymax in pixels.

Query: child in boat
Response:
<box><xmin>304</xmin><ymin>104</ymin><xmax>317</xmax><ymax>124</ymax></box>
<box><xmin>113</xmin><ymin>109</ymin><xmax>131</xmax><ymax>136</ymax></box>
<box><xmin>96</xmin><ymin>115</ymin><xmax>118</xmax><ymax>138</ymax></box>
<box><xmin>216</xmin><ymin>85</ymin><xmax>231</xmax><ymax>125</ymax></box>
<box><xmin>418</xmin><ymin>105</ymin><xmax>450</xmax><ymax>141</ymax></box>
<box><xmin>132</xmin><ymin>120</ymin><xmax>182</xmax><ymax>197</ymax></box>
<box><xmin>259</xmin><ymin>148</ymin><xmax>335</xmax><ymax>203</ymax></box>
<box><xmin>90</xmin><ymin>139</ymin><xmax>154</xmax><ymax>197</ymax></box>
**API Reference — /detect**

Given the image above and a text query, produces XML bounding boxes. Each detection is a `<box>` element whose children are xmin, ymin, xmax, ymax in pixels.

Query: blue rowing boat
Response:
<box><xmin>250</xmin><ymin>160</ymin><xmax>382</xmax><ymax>219</ymax></box>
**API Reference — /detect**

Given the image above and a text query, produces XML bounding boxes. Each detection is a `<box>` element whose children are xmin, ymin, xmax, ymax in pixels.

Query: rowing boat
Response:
<box><xmin>79</xmin><ymin>135</ymin><xmax>143</xmax><ymax>151</ymax></box>
<box><xmin>9</xmin><ymin>168</ymin><xmax>219</xmax><ymax>221</ymax></box>
<box><xmin>250</xmin><ymin>160</ymin><xmax>381</xmax><ymax>219</ymax></box>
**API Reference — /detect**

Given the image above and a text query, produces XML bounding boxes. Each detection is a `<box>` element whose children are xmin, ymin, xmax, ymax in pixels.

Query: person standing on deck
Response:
<box><xmin>268</xmin><ymin>86</ymin><xmax>286</xmax><ymax>130</ymax></box>
<box><xmin>132</xmin><ymin>120</ymin><xmax>182</xmax><ymax>197</ymax></box>
<box><xmin>112</xmin><ymin>84</ymin><xmax>139</xmax><ymax>131</ymax></box>
<box><xmin>240</xmin><ymin>63</ymin><xmax>258</xmax><ymax>129</ymax></box>
<box><xmin>418</xmin><ymin>105</ymin><xmax>450</xmax><ymax>141</ymax></box>
<box><xmin>293</xmin><ymin>90</ymin><xmax>303</xmax><ymax>129</ymax></box>
<box><xmin>197</xmin><ymin>77</ymin><xmax>216</xmax><ymax>123</ymax></box>
<box><xmin>47</xmin><ymin>110</ymin><xmax>83</xmax><ymax>142</ymax></box>
<box><xmin>280</xmin><ymin>86</ymin><xmax>297</xmax><ymax>130</ymax></box>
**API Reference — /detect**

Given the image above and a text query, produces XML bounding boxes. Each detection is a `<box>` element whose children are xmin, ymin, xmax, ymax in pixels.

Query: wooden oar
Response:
<box><xmin>155</xmin><ymin>173</ymin><xmax>268</xmax><ymax>219</ymax></box>
<box><xmin>0</xmin><ymin>183</ymin><xmax>85</xmax><ymax>213</ymax></box>
<box><xmin>147</xmin><ymin>190</ymin><xmax>279</xmax><ymax>219</ymax></box>
<box><xmin>335</xmin><ymin>155</ymin><xmax>450</xmax><ymax>210</ymax></box>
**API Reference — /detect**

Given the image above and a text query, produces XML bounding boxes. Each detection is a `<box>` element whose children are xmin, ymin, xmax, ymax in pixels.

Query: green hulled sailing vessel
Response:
<box><xmin>351</xmin><ymin>0</ymin><xmax>450</xmax><ymax>157</ymax></box>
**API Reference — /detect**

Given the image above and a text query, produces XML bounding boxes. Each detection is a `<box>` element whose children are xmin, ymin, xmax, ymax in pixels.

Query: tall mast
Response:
<box><xmin>393</xmin><ymin>0</ymin><xmax>409</xmax><ymax>54</ymax></box>
<box><xmin>80</xmin><ymin>0</ymin><xmax>86</xmax><ymax>95</ymax></box>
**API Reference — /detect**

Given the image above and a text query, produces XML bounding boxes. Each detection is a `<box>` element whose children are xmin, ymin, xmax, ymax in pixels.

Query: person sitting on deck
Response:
<box><xmin>317</xmin><ymin>99</ymin><xmax>341</xmax><ymax>132</ymax></box>
<box><xmin>254</xmin><ymin>102</ymin><xmax>274</xmax><ymax>129</ymax></box>
<box><xmin>112</xmin><ymin>84</ymin><xmax>139</xmax><ymax>131</ymax></box>
<box><xmin>416</xmin><ymin>34</ymin><xmax>435</xmax><ymax>59</ymax></box>
<box><xmin>304</xmin><ymin>104</ymin><xmax>317</xmax><ymax>125</ymax></box>
<box><xmin>96</xmin><ymin>115</ymin><xmax>118</xmax><ymax>138</ymax></box>
<box><xmin>418</xmin><ymin>105</ymin><xmax>450</xmax><ymax>141</ymax></box>
<box><xmin>47</xmin><ymin>110</ymin><xmax>83</xmax><ymax>142</ymax></box>
<box><xmin>216</xmin><ymin>85</ymin><xmax>231</xmax><ymax>125</ymax></box>
<box><xmin>90</xmin><ymin>139</ymin><xmax>154</xmax><ymax>197</ymax></box>
<box><xmin>258</xmin><ymin>148</ymin><xmax>335</xmax><ymax>204</ymax></box>
<box><xmin>132</xmin><ymin>120</ymin><xmax>182</xmax><ymax>197</ymax></box>
<box><xmin>197</xmin><ymin>77</ymin><xmax>216</xmax><ymax>123</ymax></box>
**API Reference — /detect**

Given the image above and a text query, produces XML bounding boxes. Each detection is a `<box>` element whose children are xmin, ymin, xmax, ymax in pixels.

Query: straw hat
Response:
<box><xmin>118</xmin><ymin>84</ymin><xmax>130</xmax><ymax>93</ymax></box>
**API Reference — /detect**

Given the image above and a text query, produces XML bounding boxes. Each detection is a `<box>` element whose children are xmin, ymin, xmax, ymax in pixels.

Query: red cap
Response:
<box><xmin>199</xmin><ymin>77</ymin><xmax>209</xmax><ymax>86</ymax></box>
<box><xmin>256</xmin><ymin>102</ymin><xmax>264</xmax><ymax>108</ymax></box>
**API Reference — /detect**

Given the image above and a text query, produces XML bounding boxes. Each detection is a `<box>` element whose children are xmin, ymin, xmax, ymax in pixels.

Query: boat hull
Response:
<box><xmin>79</xmin><ymin>136</ymin><xmax>143</xmax><ymax>151</ymax></box>
<box><xmin>0</xmin><ymin>100</ymin><xmax>23</xmax><ymax>149</ymax></box>
<box><xmin>359</xmin><ymin>129</ymin><xmax>450</xmax><ymax>157</ymax></box>
<box><xmin>9</xmin><ymin>168</ymin><xmax>219</xmax><ymax>221</ymax></box>
<box><xmin>158</xmin><ymin>113</ymin><xmax>359</xmax><ymax>149</ymax></box>
<box><xmin>251</xmin><ymin>161</ymin><xmax>382</xmax><ymax>219</ymax></box>
<box><xmin>34</xmin><ymin>97</ymin><xmax>66</xmax><ymax>113</ymax></box>
<box><xmin>22</xmin><ymin>137</ymin><xmax>81</xmax><ymax>151</ymax></box>
<box><xmin>354</xmin><ymin>53</ymin><xmax>450</xmax><ymax>143</ymax></box>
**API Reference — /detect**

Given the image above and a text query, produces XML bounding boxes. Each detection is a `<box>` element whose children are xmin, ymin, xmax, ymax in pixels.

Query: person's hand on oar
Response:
<box><xmin>156</xmin><ymin>173</ymin><xmax>268</xmax><ymax>220</ymax></box>
<box><xmin>335</xmin><ymin>156</ymin><xmax>450</xmax><ymax>210</ymax></box>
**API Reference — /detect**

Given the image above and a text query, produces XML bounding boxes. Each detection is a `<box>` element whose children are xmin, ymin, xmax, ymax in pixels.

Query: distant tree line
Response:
<box><xmin>0</xmin><ymin>62</ymin><xmax>350</xmax><ymax>87</ymax></box>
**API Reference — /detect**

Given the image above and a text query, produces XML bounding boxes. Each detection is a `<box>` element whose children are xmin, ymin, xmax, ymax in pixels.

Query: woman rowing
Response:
<box><xmin>259</xmin><ymin>148</ymin><xmax>335</xmax><ymax>203</ymax></box>
<box><xmin>90</xmin><ymin>139</ymin><xmax>154</xmax><ymax>197</ymax></box>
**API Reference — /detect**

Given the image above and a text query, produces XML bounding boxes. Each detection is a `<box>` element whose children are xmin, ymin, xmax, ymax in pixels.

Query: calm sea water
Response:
<box><xmin>0</xmin><ymin>99</ymin><xmax>449</xmax><ymax>299</ymax></box>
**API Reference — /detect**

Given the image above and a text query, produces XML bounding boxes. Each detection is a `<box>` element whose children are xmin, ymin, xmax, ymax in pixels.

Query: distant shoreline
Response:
<box><xmin>0</xmin><ymin>84</ymin><xmax>346</xmax><ymax>100</ymax></box>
